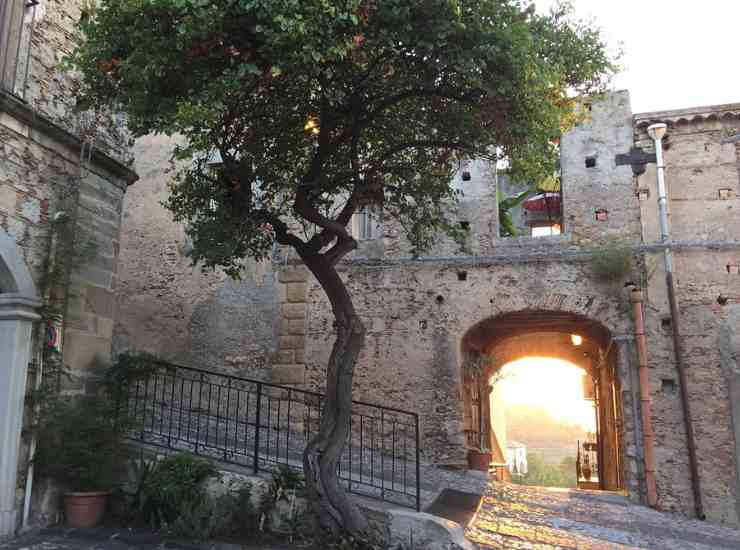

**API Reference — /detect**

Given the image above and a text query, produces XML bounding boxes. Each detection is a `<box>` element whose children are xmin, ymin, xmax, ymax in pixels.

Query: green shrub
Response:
<box><xmin>168</xmin><ymin>484</ymin><xmax>258</xmax><ymax>542</ymax></box>
<box><xmin>141</xmin><ymin>454</ymin><xmax>217</xmax><ymax>526</ymax></box>
<box><xmin>269</xmin><ymin>465</ymin><xmax>305</xmax><ymax>502</ymax></box>
<box><xmin>590</xmin><ymin>242</ymin><xmax>633</xmax><ymax>285</ymax></box>
<box><xmin>33</xmin><ymin>395</ymin><xmax>127</xmax><ymax>491</ymax></box>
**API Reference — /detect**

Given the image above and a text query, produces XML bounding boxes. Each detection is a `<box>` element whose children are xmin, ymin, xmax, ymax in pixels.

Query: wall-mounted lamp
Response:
<box><xmin>571</xmin><ymin>334</ymin><xmax>583</xmax><ymax>346</ymax></box>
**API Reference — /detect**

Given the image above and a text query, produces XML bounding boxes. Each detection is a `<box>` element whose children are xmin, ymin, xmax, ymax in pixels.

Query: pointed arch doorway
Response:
<box><xmin>0</xmin><ymin>230</ymin><xmax>41</xmax><ymax>539</ymax></box>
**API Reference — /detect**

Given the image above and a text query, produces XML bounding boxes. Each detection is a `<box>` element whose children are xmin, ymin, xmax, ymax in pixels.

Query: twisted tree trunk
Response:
<box><xmin>300</xmin><ymin>254</ymin><xmax>368</xmax><ymax>536</ymax></box>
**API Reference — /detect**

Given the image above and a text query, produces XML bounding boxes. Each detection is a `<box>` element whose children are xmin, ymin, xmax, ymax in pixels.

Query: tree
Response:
<box><xmin>70</xmin><ymin>0</ymin><xmax>614</xmax><ymax>537</ymax></box>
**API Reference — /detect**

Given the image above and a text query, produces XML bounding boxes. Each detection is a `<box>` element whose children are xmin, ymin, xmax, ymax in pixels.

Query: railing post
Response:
<box><xmin>253</xmin><ymin>382</ymin><xmax>262</xmax><ymax>474</ymax></box>
<box><xmin>415</xmin><ymin>413</ymin><xmax>421</xmax><ymax>512</ymax></box>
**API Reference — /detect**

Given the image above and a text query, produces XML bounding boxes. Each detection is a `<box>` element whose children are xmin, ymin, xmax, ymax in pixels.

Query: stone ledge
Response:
<box><xmin>0</xmin><ymin>90</ymin><xmax>138</xmax><ymax>187</ymax></box>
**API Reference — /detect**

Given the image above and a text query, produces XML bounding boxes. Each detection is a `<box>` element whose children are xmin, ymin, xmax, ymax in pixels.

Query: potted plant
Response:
<box><xmin>33</xmin><ymin>394</ymin><xmax>128</xmax><ymax>528</ymax></box>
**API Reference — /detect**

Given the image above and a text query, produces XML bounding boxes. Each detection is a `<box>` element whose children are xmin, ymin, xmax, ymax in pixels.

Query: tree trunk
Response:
<box><xmin>299</xmin><ymin>254</ymin><xmax>368</xmax><ymax>537</ymax></box>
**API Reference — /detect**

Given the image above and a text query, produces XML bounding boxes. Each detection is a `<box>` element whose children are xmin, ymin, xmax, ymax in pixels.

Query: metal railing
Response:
<box><xmin>0</xmin><ymin>0</ymin><xmax>38</xmax><ymax>98</ymax></box>
<box><xmin>121</xmin><ymin>360</ymin><xmax>421</xmax><ymax>511</ymax></box>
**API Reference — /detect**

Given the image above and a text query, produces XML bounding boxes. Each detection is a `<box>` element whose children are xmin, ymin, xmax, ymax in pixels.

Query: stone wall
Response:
<box><xmin>1</xmin><ymin>0</ymin><xmax>136</xmax><ymax>532</ymax></box>
<box><xmin>15</xmin><ymin>0</ymin><xmax>132</xmax><ymax>163</ymax></box>
<box><xmin>633</xmin><ymin>105</ymin><xmax>740</xmax><ymax>523</ymax></box>
<box><xmin>112</xmin><ymin>134</ymin><xmax>279</xmax><ymax>378</ymax></box>
<box><xmin>114</xmin><ymin>91</ymin><xmax>740</xmax><ymax>525</ymax></box>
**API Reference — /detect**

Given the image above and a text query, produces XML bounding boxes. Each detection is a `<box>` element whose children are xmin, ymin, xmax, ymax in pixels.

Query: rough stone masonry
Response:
<box><xmin>115</xmin><ymin>91</ymin><xmax>740</xmax><ymax>526</ymax></box>
<box><xmin>0</xmin><ymin>0</ymin><xmax>135</xmax><ymax>535</ymax></box>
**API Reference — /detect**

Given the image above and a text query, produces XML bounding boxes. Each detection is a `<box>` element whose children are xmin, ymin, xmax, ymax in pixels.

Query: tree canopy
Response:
<box><xmin>73</xmin><ymin>0</ymin><xmax>614</xmax><ymax>271</ymax></box>
<box><xmin>71</xmin><ymin>0</ymin><xmax>615</xmax><ymax>537</ymax></box>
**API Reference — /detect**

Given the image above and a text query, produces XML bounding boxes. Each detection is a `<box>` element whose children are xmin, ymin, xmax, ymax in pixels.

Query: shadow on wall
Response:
<box><xmin>190</xmin><ymin>270</ymin><xmax>279</xmax><ymax>379</ymax></box>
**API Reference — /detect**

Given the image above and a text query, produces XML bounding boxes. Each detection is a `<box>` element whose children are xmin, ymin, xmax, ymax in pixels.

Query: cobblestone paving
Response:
<box><xmin>466</xmin><ymin>482</ymin><xmax>740</xmax><ymax>549</ymax></box>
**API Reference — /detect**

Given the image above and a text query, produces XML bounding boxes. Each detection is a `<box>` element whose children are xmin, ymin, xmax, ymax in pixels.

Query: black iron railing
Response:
<box><xmin>122</xmin><ymin>360</ymin><xmax>421</xmax><ymax>511</ymax></box>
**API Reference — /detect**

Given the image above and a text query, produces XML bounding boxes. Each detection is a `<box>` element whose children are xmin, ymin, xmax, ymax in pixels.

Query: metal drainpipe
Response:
<box><xmin>648</xmin><ymin>124</ymin><xmax>705</xmax><ymax>520</ymax></box>
<box><xmin>630</xmin><ymin>288</ymin><xmax>658</xmax><ymax>507</ymax></box>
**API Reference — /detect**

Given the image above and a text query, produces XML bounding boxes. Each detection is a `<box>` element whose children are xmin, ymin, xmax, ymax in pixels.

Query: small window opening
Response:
<box><xmin>719</xmin><ymin>188</ymin><xmax>732</xmax><ymax>200</ymax></box>
<box><xmin>661</xmin><ymin>317</ymin><xmax>672</xmax><ymax>330</ymax></box>
<box><xmin>661</xmin><ymin>379</ymin><xmax>677</xmax><ymax>394</ymax></box>
<box><xmin>436</xmin><ymin>295</ymin><xmax>444</xmax><ymax>304</ymax></box>
<box><xmin>595</xmin><ymin>209</ymin><xmax>608</xmax><ymax>222</ymax></box>
<box><xmin>352</xmin><ymin>207</ymin><xmax>376</xmax><ymax>240</ymax></box>
<box><xmin>585</xmin><ymin>156</ymin><xmax>597</xmax><ymax>168</ymax></box>
<box><xmin>717</xmin><ymin>295</ymin><xmax>729</xmax><ymax>306</ymax></box>
<box><xmin>459</xmin><ymin>221</ymin><xmax>470</xmax><ymax>231</ymax></box>
<box><xmin>462</xmin><ymin>171</ymin><xmax>472</xmax><ymax>181</ymax></box>
<box><xmin>457</xmin><ymin>270</ymin><xmax>468</xmax><ymax>281</ymax></box>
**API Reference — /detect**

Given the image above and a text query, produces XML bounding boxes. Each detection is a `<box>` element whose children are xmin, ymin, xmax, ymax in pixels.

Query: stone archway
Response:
<box><xmin>0</xmin><ymin>230</ymin><xmax>41</xmax><ymax>540</ymax></box>
<box><xmin>459</xmin><ymin>309</ymin><xmax>626</xmax><ymax>492</ymax></box>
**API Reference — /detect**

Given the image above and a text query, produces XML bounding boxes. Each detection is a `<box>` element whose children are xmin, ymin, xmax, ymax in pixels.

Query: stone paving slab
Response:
<box><xmin>466</xmin><ymin>482</ymin><xmax>740</xmax><ymax>549</ymax></box>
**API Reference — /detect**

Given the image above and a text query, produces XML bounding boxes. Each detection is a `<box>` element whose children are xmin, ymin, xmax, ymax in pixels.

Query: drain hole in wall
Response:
<box><xmin>436</xmin><ymin>295</ymin><xmax>444</xmax><ymax>304</ymax></box>
<box><xmin>585</xmin><ymin>156</ymin><xmax>597</xmax><ymax>168</ymax></box>
<box><xmin>457</xmin><ymin>270</ymin><xmax>468</xmax><ymax>281</ymax></box>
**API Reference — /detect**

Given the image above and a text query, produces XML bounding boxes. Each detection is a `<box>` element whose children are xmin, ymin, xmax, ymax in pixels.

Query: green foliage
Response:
<box><xmin>121</xmin><ymin>453</ymin><xmax>263</xmax><ymax>541</ymax></box>
<box><xmin>103</xmin><ymin>351</ymin><xmax>159</xmax><ymax>401</ymax></box>
<box><xmin>590</xmin><ymin>241</ymin><xmax>633</xmax><ymax>285</ymax></box>
<box><xmin>33</xmin><ymin>395</ymin><xmax>128</xmax><ymax>491</ymax></box>
<box><xmin>140</xmin><ymin>453</ymin><xmax>217</xmax><ymax>526</ymax></box>
<box><xmin>498</xmin><ymin>187</ymin><xmax>532</xmax><ymax>237</ymax></box>
<box><xmin>511</xmin><ymin>453</ymin><xmax>577</xmax><ymax>489</ymax></box>
<box><xmin>269</xmin><ymin>465</ymin><xmax>306</xmax><ymax>501</ymax></box>
<box><xmin>120</xmin><ymin>452</ymin><xmax>160</xmax><ymax>526</ymax></box>
<box><xmin>70</xmin><ymin>0</ymin><xmax>616</xmax><ymax>274</ymax></box>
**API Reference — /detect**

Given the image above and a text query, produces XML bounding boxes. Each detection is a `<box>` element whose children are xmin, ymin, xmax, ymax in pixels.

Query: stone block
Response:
<box><xmin>274</xmin><ymin>349</ymin><xmax>295</xmax><ymax>363</ymax></box>
<box><xmin>280</xmin><ymin>335</ymin><xmax>305</xmax><ymax>349</ymax></box>
<box><xmin>286</xmin><ymin>282</ymin><xmax>308</xmax><ymax>303</ymax></box>
<box><xmin>282</xmin><ymin>302</ymin><xmax>306</xmax><ymax>320</ymax></box>
<box><xmin>278</xmin><ymin>283</ymin><xmax>287</xmax><ymax>302</ymax></box>
<box><xmin>272</xmin><ymin>364</ymin><xmax>306</xmax><ymax>385</ymax></box>
<box><xmin>288</xmin><ymin>319</ymin><xmax>306</xmax><ymax>335</ymax></box>
<box><xmin>63</xmin><ymin>329</ymin><xmax>112</xmax><ymax>370</ymax></box>
<box><xmin>278</xmin><ymin>268</ymin><xmax>309</xmax><ymax>283</ymax></box>
<box><xmin>85</xmin><ymin>284</ymin><xmax>115</xmax><ymax>319</ymax></box>
<box><xmin>0</xmin><ymin>185</ymin><xmax>18</xmax><ymax>218</ymax></box>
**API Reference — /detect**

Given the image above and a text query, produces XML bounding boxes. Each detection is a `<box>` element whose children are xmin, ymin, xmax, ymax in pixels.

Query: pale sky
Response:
<box><xmin>537</xmin><ymin>1</ymin><xmax>740</xmax><ymax>114</ymax></box>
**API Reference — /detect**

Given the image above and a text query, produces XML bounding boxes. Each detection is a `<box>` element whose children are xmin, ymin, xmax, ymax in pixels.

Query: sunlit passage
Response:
<box><xmin>495</xmin><ymin>358</ymin><xmax>596</xmax><ymax>432</ymax></box>
<box><xmin>461</xmin><ymin>311</ymin><xmax>625</xmax><ymax>493</ymax></box>
<box><xmin>491</xmin><ymin>358</ymin><xmax>597</xmax><ymax>489</ymax></box>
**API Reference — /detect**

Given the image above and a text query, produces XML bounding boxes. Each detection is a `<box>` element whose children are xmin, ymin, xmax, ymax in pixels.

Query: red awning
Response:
<box><xmin>522</xmin><ymin>192</ymin><xmax>561</xmax><ymax>213</ymax></box>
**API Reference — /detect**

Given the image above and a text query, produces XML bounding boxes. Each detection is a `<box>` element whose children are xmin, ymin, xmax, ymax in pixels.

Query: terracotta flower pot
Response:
<box><xmin>64</xmin><ymin>491</ymin><xmax>110</xmax><ymax>528</ymax></box>
<box><xmin>467</xmin><ymin>450</ymin><xmax>492</xmax><ymax>472</ymax></box>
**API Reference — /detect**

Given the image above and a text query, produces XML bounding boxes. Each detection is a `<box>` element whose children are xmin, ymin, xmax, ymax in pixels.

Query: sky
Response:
<box><xmin>536</xmin><ymin>1</ymin><xmax>740</xmax><ymax>114</ymax></box>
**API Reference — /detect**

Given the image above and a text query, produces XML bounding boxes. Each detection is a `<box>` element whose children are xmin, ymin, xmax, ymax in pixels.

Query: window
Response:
<box><xmin>351</xmin><ymin>207</ymin><xmax>376</xmax><ymax>240</ymax></box>
<box><xmin>0</xmin><ymin>0</ymin><xmax>38</xmax><ymax>97</ymax></box>
<box><xmin>531</xmin><ymin>224</ymin><xmax>561</xmax><ymax>238</ymax></box>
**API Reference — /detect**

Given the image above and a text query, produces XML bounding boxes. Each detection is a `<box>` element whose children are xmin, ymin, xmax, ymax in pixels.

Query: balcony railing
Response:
<box><xmin>0</xmin><ymin>0</ymin><xmax>38</xmax><ymax>98</ymax></box>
